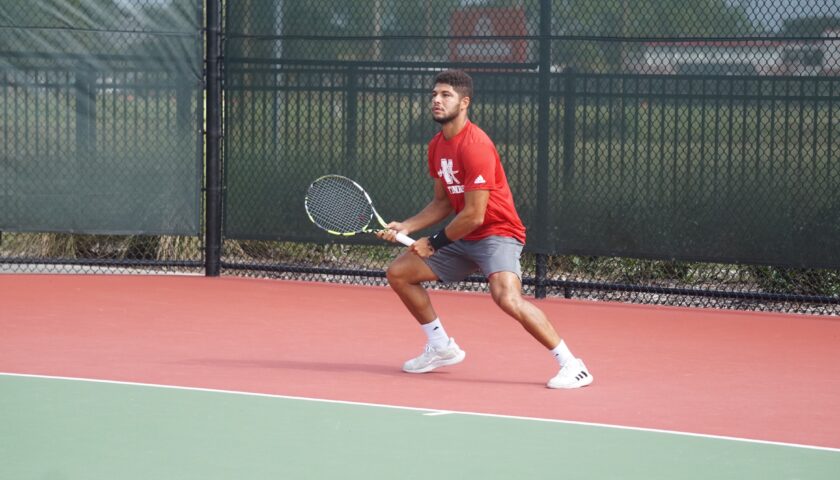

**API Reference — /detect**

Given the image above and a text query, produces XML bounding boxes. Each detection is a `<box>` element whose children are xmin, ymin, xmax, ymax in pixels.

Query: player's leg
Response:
<box><xmin>470</xmin><ymin>237</ymin><xmax>559</xmax><ymax>347</ymax></box>
<box><xmin>385</xmin><ymin>251</ymin><xmax>439</xmax><ymax>323</ymax></box>
<box><xmin>386</xmin><ymin>251</ymin><xmax>466</xmax><ymax>373</ymax></box>
<box><xmin>472</xmin><ymin>237</ymin><xmax>593</xmax><ymax>388</ymax></box>
<box><xmin>487</xmin><ymin>271</ymin><xmax>560</xmax><ymax>348</ymax></box>
<box><xmin>488</xmin><ymin>272</ymin><xmax>593</xmax><ymax>388</ymax></box>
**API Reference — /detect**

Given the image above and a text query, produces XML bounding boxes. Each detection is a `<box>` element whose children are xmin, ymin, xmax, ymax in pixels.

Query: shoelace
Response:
<box><xmin>559</xmin><ymin>362</ymin><xmax>581</xmax><ymax>378</ymax></box>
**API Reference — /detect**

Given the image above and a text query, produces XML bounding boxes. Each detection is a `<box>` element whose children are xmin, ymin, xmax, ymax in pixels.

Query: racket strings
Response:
<box><xmin>306</xmin><ymin>176</ymin><xmax>374</xmax><ymax>234</ymax></box>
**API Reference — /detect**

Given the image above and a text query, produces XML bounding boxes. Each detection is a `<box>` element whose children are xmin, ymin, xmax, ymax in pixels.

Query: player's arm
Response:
<box><xmin>440</xmin><ymin>189</ymin><xmax>488</xmax><ymax>240</ymax></box>
<box><xmin>377</xmin><ymin>179</ymin><xmax>452</xmax><ymax>242</ymax></box>
<box><xmin>409</xmin><ymin>189</ymin><xmax>488</xmax><ymax>258</ymax></box>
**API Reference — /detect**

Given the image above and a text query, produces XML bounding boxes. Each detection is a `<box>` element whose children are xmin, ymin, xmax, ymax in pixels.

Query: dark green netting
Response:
<box><xmin>0</xmin><ymin>0</ymin><xmax>203</xmax><ymax>235</ymax></box>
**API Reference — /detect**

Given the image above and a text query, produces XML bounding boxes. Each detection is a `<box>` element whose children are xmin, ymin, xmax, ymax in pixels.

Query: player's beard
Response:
<box><xmin>432</xmin><ymin>108</ymin><xmax>459</xmax><ymax>125</ymax></box>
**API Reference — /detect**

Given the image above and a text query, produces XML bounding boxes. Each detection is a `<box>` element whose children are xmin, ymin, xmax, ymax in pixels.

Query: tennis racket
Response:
<box><xmin>305</xmin><ymin>175</ymin><xmax>415</xmax><ymax>246</ymax></box>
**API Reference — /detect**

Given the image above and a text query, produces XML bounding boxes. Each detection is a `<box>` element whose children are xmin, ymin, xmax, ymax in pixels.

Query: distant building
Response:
<box><xmin>634</xmin><ymin>30</ymin><xmax>839</xmax><ymax>76</ymax></box>
<box><xmin>823</xmin><ymin>28</ymin><xmax>840</xmax><ymax>75</ymax></box>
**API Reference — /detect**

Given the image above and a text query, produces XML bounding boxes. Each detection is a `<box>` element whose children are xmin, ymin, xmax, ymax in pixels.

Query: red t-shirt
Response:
<box><xmin>427</xmin><ymin>121</ymin><xmax>526</xmax><ymax>243</ymax></box>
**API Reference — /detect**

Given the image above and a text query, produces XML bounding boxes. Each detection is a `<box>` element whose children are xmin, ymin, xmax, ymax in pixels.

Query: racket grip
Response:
<box><xmin>395</xmin><ymin>232</ymin><xmax>415</xmax><ymax>246</ymax></box>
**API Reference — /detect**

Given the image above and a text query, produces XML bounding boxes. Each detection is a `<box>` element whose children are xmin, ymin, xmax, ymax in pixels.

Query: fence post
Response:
<box><xmin>176</xmin><ymin>77</ymin><xmax>192</xmax><ymax>138</ymax></box>
<box><xmin>75</xmin><ymin>69</ymin><xmax>96</xmax><ymax>164</ymax></box>
<box><xmin>560</xmin><ymin>67</ymin><xmax>576</xmax><ymax>298</ymax></box>
<box><xmin>205</xmin><ymin>0</ymin><xmax>223</xmax><ymax>276</ymax></box>
<box><xmin>534</xmin><ymin>0</ymin><xmax>552</xmax><ymax>299</ymax></box>
<box><xmin>345</xmin><ymin>65</ymin><xmax>358</xmax><ymax>175</ymax></box>
<box><xmin>562</xmin><ymin>67</ymin><xmax>576</xmax><ymax>193</ymax></box>
<box><xmin>75</xmin><ymin>68</ymin><xmax>96</xmax><ymax>226</ymax></box>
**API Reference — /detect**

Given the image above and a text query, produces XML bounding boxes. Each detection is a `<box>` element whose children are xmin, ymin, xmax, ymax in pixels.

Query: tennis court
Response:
<box><xmin>3</xmin><ymin>1</ymin><xmax>840</xmax><ymax>478</ymax></box>
<box><xmin>2</xmin><ymin>274</ymin><xmax>838</xmax><ymax>479</ymax></box>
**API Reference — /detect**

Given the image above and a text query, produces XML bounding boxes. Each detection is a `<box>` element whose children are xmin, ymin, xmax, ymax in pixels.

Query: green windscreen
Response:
<box><xmin>0</xmin><ymin>0</ymin><xmax>202</xmax><ymax>235</ymax></box>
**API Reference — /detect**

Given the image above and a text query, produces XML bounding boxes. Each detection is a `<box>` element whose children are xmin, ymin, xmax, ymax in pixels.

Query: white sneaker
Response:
<box><xmin>402</xmin><ymin>338</ymin><xmax>466</xmax><ymax>373</ymax></box>
<box><xmin>547</xmin><ymin>358</ymin><xmax>593</xmax><ymax>389</ymax></box>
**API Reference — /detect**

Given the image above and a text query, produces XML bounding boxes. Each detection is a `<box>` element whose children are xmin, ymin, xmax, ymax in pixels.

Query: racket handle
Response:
<box><xmin>395</xmin><ymin>232</ymin><xmax>415</xmax><ymax>246</ymax></box>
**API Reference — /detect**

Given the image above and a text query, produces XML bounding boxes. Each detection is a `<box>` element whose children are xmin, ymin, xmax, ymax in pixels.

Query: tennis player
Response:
<box><xmin>377</xmin><ymin>70</ymin><xmax>593</xmax><ymax>388</ymax></box>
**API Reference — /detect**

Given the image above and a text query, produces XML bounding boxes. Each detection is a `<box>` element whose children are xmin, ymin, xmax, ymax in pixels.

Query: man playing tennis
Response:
<box><xmin>377</xmin><ymin>70</ymin><xmax>593</xmax><ymax>388</ymax></box>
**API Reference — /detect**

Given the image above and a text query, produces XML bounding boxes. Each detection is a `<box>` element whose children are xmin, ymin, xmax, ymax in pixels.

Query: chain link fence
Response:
<box><xmin>2</xmin><ymin>1</ymin><xmax>838</xmax><ymax>314</ymax></box>
<box><xmin>221</xmin><ymin>0</ymin><xmax>839</xmax><ymax>314</ymax></box>
<box><xmin>0</xmin><ymin>0</ymin><xmax>205</xmax><ymax>274</ymax></box>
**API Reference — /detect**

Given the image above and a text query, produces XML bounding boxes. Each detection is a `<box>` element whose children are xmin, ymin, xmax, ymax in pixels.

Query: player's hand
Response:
<box><xmin>376</xmin><ymin>222</ymin><xmax>409</xmax><ymax>244</ymax></box>
<box><xmin>410</xmin><ymin>236</ymin><xmax>435</xmax><ymax>258</ymax></box>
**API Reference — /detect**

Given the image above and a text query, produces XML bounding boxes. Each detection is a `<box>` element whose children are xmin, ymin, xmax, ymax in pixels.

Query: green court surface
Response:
<box><xmin>1</xmin><ymin>374</ymin><xmax>838</xmax><ymax>479</ymax></box>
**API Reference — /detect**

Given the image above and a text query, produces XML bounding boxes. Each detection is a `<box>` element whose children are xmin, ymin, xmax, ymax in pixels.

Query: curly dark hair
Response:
<box><xmin>433</xmin><ymin>69</ymin><xmax>473</xmax><ymax>100</ymax></box>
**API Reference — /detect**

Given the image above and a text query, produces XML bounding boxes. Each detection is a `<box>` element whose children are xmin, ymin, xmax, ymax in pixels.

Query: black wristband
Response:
<box><xmin>428</xmin><ymin>229</ymin><xmax>453</xmax><ymax>251</ymax></box>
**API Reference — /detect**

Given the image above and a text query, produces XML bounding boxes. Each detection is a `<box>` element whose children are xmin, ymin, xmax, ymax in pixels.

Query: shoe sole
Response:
<box><xmin>546</xmin><ymin>373</ymin><xmax>594</xmax><ymax>389</ymax></box>
<box><xmin>402</xmin><ymin>350</ymin><xmax>466</xmax><ymax>374</ymax></box>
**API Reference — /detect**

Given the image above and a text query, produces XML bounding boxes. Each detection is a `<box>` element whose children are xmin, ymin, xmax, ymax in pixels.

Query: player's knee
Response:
<box><xmin>386</xmin><ymin>261</ymin><xmax>412</xmax><ymax>287</ymax></box>
<box><xmin>385</xmin><ymin>264</ymin><xmax>402</xmax><ymax>284</ymax></box>
<box><xmin>493</xmin><ymin>290</ymin><xmax>522</xmax><ymax>315</ymax></box>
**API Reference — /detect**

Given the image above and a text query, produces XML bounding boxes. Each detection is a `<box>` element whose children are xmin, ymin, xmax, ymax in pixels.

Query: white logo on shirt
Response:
<box><xmin>474</xmin><ymin>175</ymin><xmax>486</xmax><ymax>185</ymax></box>
<box><xmin>438</xmin><ymin>158</ymin><xmax>460</xmax><ymax>185</ymax></box>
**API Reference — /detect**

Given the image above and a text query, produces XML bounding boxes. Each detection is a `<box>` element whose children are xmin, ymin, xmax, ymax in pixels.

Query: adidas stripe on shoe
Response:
<box><xmin>547</xmin><ymin>358</ymin><xmax>593</xmax><ymax>389</ymax></box>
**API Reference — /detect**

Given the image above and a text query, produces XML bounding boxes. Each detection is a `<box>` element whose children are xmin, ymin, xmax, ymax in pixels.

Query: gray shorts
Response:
<box><xmin>424</xmin><ymin>235</ymin><xmax>524</xmax><ymax>283</ymax></box>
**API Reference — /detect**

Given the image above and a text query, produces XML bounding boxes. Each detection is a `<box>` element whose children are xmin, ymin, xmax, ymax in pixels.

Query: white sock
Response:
<box><xmin>421</xmin><ymin>318</ymin><xmax>450</xmax><ymax>348</ymax></box>
<box><xmin>550</xmin><ymin>340</ymin><xmax>575</xmax><ymax>366</ymax></box>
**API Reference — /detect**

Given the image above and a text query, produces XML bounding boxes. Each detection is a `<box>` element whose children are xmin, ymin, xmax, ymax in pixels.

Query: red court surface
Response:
<box><xmin>1</xmin><ymin>274</ymin><xmax>839</xmax><ymax>449</ymax></box>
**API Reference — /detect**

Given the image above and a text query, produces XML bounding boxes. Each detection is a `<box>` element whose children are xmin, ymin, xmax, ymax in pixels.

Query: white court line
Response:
<box><xmin>2</xmin><ymin>371</ymin><xmax>839</xmax><ymax>454</ymax></box>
